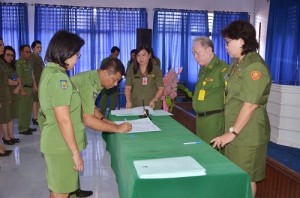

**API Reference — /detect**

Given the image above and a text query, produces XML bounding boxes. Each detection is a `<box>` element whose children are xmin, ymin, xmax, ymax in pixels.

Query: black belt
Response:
<box><xmin>23</xmin><ymin>85</ymin><xmax>33</xmax><ymax>88</ymax></box>
<box><xmin>197</xmin><ymin>109</ymin><xmax>224</xmax><ymax>117</ymax></box>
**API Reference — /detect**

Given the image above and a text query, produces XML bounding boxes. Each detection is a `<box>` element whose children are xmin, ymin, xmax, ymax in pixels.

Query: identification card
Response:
<box><xmin>142</xmin><ymin>77</ymin><xmax>148</xmax><ymax>85</ymax></box>
<box><xmin>198</xmin><ymin>89</ymin><xmax>206</xmax><ymax>101</ymax></box>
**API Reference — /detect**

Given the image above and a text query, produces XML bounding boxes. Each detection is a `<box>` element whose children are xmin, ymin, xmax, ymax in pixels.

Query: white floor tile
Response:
<box><xmin>0</xmin><ymin>120</ymin><xmax>119</xmax><ymax>198</ymax></box>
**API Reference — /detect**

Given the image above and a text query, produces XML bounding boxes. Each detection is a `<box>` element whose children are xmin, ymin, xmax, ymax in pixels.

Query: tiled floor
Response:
<box><xmin>0</xmin><ymin>121</ymin><xmax>120</xmax><ymax>198</ymax></box>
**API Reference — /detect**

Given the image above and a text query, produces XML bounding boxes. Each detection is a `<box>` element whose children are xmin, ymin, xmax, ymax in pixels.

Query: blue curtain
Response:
<box><xmin>153</xmin><ymin>9</ymin><xmax>209</xmax><ymax>91</ymax></box>
<box><xmin>212</xmin><ymin>11</ymin><xmax>249</xmax><ymax>64</ymax></box>
<box><xmin>0</xmin><ymin>3</ymin><xmax>29</xmax><ymax>57</ymax></box>
<box><xmin>266</xmin><ymin>0</ymin><xmax>300</xmax><ymax>85</ymax></box>
<box><xmin>35</xmin><ymin>4</ymin><xmax>147</xmax><ymax>76</ymax></box>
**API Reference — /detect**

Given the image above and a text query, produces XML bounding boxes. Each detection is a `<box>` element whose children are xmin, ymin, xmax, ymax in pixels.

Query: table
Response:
<box><xmin>104</xmin><ymin>115</ymin><xmax>252</xmax><ymax>198</ymax></box>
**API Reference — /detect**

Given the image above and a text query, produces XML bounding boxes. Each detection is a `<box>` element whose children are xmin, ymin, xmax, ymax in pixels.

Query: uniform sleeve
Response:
<box><xmin>125</xmin><ymin>65</ymin><xmax>133</xmax><ymax>86</ymax></box>
<box><xmin>154</xmin><ymin>67</ymin><xmax>164</xmax><ymax>87</ymax></box>
<box><xmin>16</xmin><ymin>62</ymin><xmax>23</xmax><ymax>78</ymax></box>
<box><xmin>49</xmin><ymin>73</ymin><xmax>72</xmax><ymax>107</ymax></box>
<box><xmin>239</xmin><ymin>63</ymin><xmax>270</xmax><ymax>104</ymax></box>
<box><xmin>78</xmin><ymin>86</ymin><xmax>96</xmax><ymax>115</ymax></box>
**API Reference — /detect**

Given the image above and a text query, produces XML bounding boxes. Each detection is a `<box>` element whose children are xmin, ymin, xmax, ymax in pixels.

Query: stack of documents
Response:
<box><xmin>133</xmin><ymin>156</ymin><xmax>206</xmax><ymax>179</ymax></box>
<box><xmin>111</xmin><ymin>106</ymin><xmax>154</xmax><ymax>116</ymax></box>
<box><xmin>111</xmin><ymin>106</ymin><xmax>172</xmax><ymax>116</ymax></box>
<box><xmin>114</xmin><ymin>117</ymin><xmax>161</xmax><ymax>133</ymax></box>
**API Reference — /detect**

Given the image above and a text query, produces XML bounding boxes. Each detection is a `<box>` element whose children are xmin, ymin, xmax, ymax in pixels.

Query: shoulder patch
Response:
<box><xmin>251</xmin><ymin>71</ymin><xmax>261</xmax><ymax>80</ymax></box>
<box><xmin>60</xmin><ymin>80</ymin><xmax>68</xmax><ymax>89</ymax></box>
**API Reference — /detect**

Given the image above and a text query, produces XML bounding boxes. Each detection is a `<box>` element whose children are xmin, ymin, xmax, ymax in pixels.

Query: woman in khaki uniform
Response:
<box><xmin>0</xmin><ymin>37</ymin><xmax>12</xmax><ymax>156</ymax></box>
<box><xmin>211</xmin><ymin>20</ymin><xmax>271</xmax><ymax>197</ymax></box>
<box><xmin>38</xmin><ymin>30</ymin><xmax>86</xmax><ymax>198</ymax></box>
<box><xmin>2</xmin><ymin>46</ymin><xmax>21</xmax><ymax>144</ymax></box>
<box><xmin>125</xmin><ymin>45</ymin><xmax>164</xmax><ymax>110</ymax></box>
<box><xmin>30</xmin><ymin>40</ymin><xmax>44</xmax><ymax>125</ymax></box>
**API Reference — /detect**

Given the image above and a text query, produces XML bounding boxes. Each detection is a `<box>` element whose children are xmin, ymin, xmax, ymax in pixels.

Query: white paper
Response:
<box><xmin>111</xmin><ymin>106</ymin><xmax>154</xmax><ymax>116</ymax></box>
<box><xmin>114</xmin><ymin>117</ymin><xmax>160</xmax><ymax>133</ymax></box>
<box><xmin>134</xmin><ymin>156</ymin><xmax>206</xmax><ymax>179</ymax></box>
<box><xmin>151</xmin><ymin>110</ymin><xmax>173</xmax><ymax>116</ymax></box>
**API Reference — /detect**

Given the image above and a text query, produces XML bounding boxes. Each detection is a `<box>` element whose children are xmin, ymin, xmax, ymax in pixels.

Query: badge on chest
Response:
<box><xmin>142</xmin><ymin>76</ymin><xmax>148</xmax><ymax>85</ymax></box>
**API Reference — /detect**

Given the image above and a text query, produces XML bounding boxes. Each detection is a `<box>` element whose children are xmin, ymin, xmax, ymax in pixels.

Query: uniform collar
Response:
<box><xmin>203</xmin><ymin>55</ymin><xmax>218</xmax><ymax>70</ymax></box>
<box><xmin>93</xmin><ymin>70</ymin><xmax>102</xmax><ymax>92</ymax></box>
<box><xmin>46</xmin><ymin>62</ymin><xmax>66</xmax><ymax>72</ymax></box>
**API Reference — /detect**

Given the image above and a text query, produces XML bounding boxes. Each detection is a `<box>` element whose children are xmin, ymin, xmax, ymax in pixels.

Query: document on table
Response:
<box><xmin>133</xmin><ymin>156</ymin><xmax>206</xmax><ymax>179</ymax></box>
<box><xmin>151</xmin><ymin>110</ymin><xmax>173</xmax><ymax>116</ymax></box>
<box><xmin>114</xmin><ymin>117</ymin><xmax>161</xmax><ymax>133</ymax></box>
<box><xmin>111</xmin><ymin>106</ymin><xmax>154</xmax><ymax>116</ymax></box>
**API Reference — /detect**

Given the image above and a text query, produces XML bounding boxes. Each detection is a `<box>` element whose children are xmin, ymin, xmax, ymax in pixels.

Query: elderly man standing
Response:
<box><xmin>192</xmin><ymin>37</ymin><xmax>228</xmax><ymax>144</ymax></box>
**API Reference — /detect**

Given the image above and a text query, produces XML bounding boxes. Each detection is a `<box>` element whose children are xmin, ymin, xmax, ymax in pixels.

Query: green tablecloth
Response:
<box><xmin>104</xmin><ymin>115</ymin><xmax>252</xmax><ymax>198</ymax></box>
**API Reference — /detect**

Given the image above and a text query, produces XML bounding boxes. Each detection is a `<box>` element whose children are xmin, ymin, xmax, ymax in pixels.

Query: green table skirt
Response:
<box><xmin>104</xmin><ymin>115</ymin><xmax>252</xmax><ymax>198</ymax></box>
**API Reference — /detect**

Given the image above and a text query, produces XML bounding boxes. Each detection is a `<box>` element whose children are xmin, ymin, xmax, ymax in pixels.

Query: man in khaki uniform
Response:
<box><xmin>99</xmin><ymin>46</ymin><xmax>125</xmax><ymax>114</ymax></box>
<box><xmin>192</xmin><ymin>37</ymin><xmax>228</xmax><ymax>144</ymax></box>
<box><xmin>16</xmin><ymin>45</ymin><xmax>37</xmax><ymax>135</ymax></box>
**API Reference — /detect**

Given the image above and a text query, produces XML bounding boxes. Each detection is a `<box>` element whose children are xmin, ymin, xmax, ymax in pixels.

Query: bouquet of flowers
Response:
<box><xmin>161</xmin><ymin>67</ymin><xmax>183</xmax><ymax>112</ymax></box>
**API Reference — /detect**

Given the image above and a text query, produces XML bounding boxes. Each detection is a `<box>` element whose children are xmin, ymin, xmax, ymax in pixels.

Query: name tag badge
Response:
<box><xmin>142</xmin><ymin>77</ymin><xmax>148</xmax><ymax>85</ymax></box>
<box><xmin>198</xmin><ymin>89</ymin><xmax>205</xmax><ymax>101</ymax></box>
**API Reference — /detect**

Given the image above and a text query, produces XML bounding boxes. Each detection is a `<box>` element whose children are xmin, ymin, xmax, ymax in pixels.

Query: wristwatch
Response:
<box><xmin>229</xmin><ymin>127</ymin><xmax>239</xmax><ymax>137</ymax></box>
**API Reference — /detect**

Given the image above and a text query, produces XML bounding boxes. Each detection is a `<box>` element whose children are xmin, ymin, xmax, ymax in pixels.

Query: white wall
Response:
<box><xmin>254</xmin><ymin>0</ymin><xmax>270</xmax><ymax>59</ymax></box>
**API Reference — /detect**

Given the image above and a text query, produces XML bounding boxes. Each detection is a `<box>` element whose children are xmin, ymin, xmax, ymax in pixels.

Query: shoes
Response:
<box><xmin>0</xmin><ymin>151</ymin><xmax>10</xmax><ymax>157</ymax></box>
<box><xmin>11</xmin><ymin>138</ymin><xmax>20</xmax><ymax>143</ymax></box>
<box><xmin>32</xmin><ymin>118</ymin><xmax>38</xmax><ymax>125</ymax></box>
<box><xmin>2</xmin><ymin>138</ymin><xmax>15</xmax><ymax>145</ymax></box>
<box><xmin>5</xmin><ymin>150</ymin><xmax>12</xmax><ymax>154</ymax></box>
<box><xmin>75</xmin><ymin>189</ymin><xmax>93</xmax><ymax>197</ymax></box>
<box><xmin>29</xmin><ymin>128</ymin><xmax>37</xmax><ymax>132</ymax></box>
<box><xmin>19</xmin><ymin>130</ymin><xmax>32</xmax><ymax>135</ymax></box>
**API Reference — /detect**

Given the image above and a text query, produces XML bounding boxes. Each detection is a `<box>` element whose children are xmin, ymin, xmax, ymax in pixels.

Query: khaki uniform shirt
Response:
<box><xmin>29</xmin><ymin>54</ymin><xmax>44</xmax><ymax>85</ymax></box>
<box><xmin>192</xmin><ymin>55</ymin><xmax>228</xmax><ymax>113</ymax></box>
<box><xmin>126</xmin><ymin>64</ymin><xmax>164</xmax><ymax>109</ymax></box>
<box><xmin>39</xmin><ymin>62</ymin><xmax>87</xmax><ymax>154</ymax></box>
<box><xmin>0</xmin><ymin>59</ymin><xmax>11</xmax><ymax>101</ymax></box>
<box><xmin>16</xmin><ymin>57</ymin><xmax>34</xmax><ymax>86</ymax></box>
<box><xmin>225</xmin><ymin>52</ymin><xmax>271</xmax><ymax>147</ymax></box>
<box><xmin>71</xmin><ymin>70</ymin><xmax>103</xmax><ymax>115</ymax></box>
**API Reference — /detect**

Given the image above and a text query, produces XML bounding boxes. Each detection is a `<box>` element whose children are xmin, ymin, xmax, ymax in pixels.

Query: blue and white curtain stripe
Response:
<box><xmin>266</xmin><ymin>0</ymin><xmax>300</xmax><ymax>85</ymax></box>
<box><xmin>35</xmin><ymin>4</ymin><xmax>147</xmax><ymax>76</ymax></box>
<box><xmin>0</xmin><ymin>3</ymin><xmax>29</xmax><ymax>58</ymax></box>
<box><xmin>153</xmin><ymin>9</ymin><xmax>209</xmax><ymax>91</ymax></box>
<box><xmin>212</xmin><ymin>11</ymin><xmax>249</xmax><ymax>64</ymax></box>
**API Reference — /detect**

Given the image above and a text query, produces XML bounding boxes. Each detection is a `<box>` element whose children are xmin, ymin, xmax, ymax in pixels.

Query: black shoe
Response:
<box><xmin>29</xmin><ymin>128</ymin><xmax>37</xmax><ymax>132</ymax></box>
<box><xmin>5</xmin><ymin>150</ymin><xmax>12</xmax><ymax>154</ymax></box>
<box><xmin>75</xmin><ymin>189</ymin><xmax>93</xmax><ymax>197</ymax></box>
<box><xmin>11</xmin><ymin>138</ymin><xmax>20</xmax><ymax>143</ymax></box>
<box><xmin>32</xmin><ymin>118</ymin><xmax>38</xmax><ymax>125</ymax></box>
<box><xmin>2</xmin><ymin>138</ymin><xmax>15</xmax><ymax>145</ymax></box>
<box><xmin>0</xmin><ymin>152</ymin><xmax>10</xmax><ymax>157</ymax></box>
<box><xmin>19</xmin><ymin>130</ymin><xmax>32</xmax><ymax>135</ymax></box>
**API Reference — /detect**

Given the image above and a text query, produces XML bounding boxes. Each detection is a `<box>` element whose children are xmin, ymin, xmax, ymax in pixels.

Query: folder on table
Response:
<box><xmin>133</xmin><ymin>156</ymin><xmax>206</xmax><ymax>179</ymax></box>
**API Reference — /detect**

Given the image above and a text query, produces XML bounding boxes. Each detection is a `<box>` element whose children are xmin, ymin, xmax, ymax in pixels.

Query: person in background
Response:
<box><xmin>211</xmin><ymin>20</ymin><xmax>272</xmax><ymax>197</ymax></box>
<box><xmin>125</xmin><ymin>45</ymin><xmax>164</xmax><ymax>110</ymax></box>
<box><xmin>30</xmin><ymin>40</ymin><xmax>44</xmax><ymax>125</ymax></box>
<box><xmin>0</xmin><ymin>37</ymin><xmax>13</xmax><ymax>156</ymax></box>
<box><xmin>191</xmin><ymin>37</ymin><xmax>228</xmax><ymax>144</ymax></box>
<box><xmin>16</xmin><ymin>45</ymin><xmax>37</xmax><ymax>135</ymax></box>
<box><xmin>69</xmin><ymin>58</ymin><xmax>132</xmax><ymax>198</ymax></box>
<box><xmin>1</xmin><ymin>46</ymin><xmax>21</xmax><ymax>145</ymax></box>
<box><xmin>127</xmin><ymin>49</ymin><xmax>136</xmax><ymax>68</ymax></box>
<box><xmin>99</xmin><ymin>46</ymin><xmax>125</xmax><ymax>114</ymax></box>
<box><xmin>38</xmin><ymin>30</ymin><xmax>85</xmax><ymax>198</ymax></box>
<box><xmin>150</xmin><ymin>47</ymin><xmax>161</xmax><ymax>68</ymax></box>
